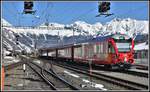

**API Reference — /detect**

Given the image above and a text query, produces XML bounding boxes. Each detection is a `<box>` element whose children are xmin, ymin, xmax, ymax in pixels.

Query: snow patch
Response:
<box><xmin>33</xmin><ymin>60</ymin><xmax>41</xmax><ymax>64</ymax></box>
<box><xmin>4</xmin><ymin>56</ymin><xmax>14</xmax><ymax>59</ymax></box>
<box><xmin>1</xmin><ymin>18</ymin><xmax>12</xmax><ymax>26</ymax></box>
<box><xmin>63</xmin><ymin>70</ymin><xmax>107</xmax><ymax>90</ymax></box>
<box><xmin>82</xmin><ymin>78</ymin><xmax>107</xmax><ymax>90</ymax></box>
<box><xmin>64</xmin><ymin>70</ymin><xmax>80</xmax><ymax>78</ymax></box>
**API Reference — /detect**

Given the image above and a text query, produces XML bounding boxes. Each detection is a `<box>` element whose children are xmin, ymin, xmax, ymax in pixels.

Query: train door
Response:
<box><xmin>108</xmin><ymin>43</ymin><xmax>115</xmax><ymax>53</ymax></box>
<box><xmin>96</xmin><ymin>43</ymin><xmax>101</xmax><ymax>60</ymax></box>
<box><xmin>84</xmin><ymin>44</ymin><xmax>88</xmax><ymax>59</ymax></box>
<box><xmin>87</xmin><ymin>44</ymin><xmax>94</xmax><ymax>59</ymax></box>
<box><xmin>108</xmin><ymin>43</ymin><xmax>115</xmax><ymax>63</ymax></box>
<box><xmin>74</xmin><ymin>46</ymin><xmax>82</xmax><ymax>59</ymax></box>
<box><xmin>104</xmin><ymin>41</ymin><xmax>108</xmax><ymax>61</ymax></box>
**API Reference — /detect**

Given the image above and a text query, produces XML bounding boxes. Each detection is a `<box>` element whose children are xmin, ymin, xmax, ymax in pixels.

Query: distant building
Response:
<box><xmin>134</xmin><ymin>41</ymin><xmax>148</xmax><ymax>59</ymax></box>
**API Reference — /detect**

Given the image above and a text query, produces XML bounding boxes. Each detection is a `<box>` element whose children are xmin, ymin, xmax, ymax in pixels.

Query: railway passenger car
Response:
<box><xmin>57</xmin><ymin>33</ymin><xmax>134</xmax><ymax>69</ymax></box>
<box><xmin>40</xmin><ymin>33</ymin><xmax>134</xmax><ymax>69</ymax></box>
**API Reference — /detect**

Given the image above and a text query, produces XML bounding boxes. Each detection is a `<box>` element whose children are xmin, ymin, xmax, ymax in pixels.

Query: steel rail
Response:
<box><xmin>52</xmin><ymin>61</ymin><xmax>148</xmax><ymax>90</ymax></box>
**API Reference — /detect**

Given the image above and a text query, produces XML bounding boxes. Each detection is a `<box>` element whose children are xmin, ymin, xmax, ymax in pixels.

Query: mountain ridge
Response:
<box><xmin>2</xmin><ymin>18</ymin><xmax>148</xmax><ymax>54</ymax></box>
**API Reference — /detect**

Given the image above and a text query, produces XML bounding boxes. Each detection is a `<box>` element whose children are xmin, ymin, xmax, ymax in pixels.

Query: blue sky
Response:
<box><xmin>2</xmin><ymin>1</ymin><xmax>149</xmax><ymax>26</ymax></box>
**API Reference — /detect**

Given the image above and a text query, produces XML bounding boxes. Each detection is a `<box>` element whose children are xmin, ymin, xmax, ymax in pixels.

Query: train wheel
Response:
<box><xmin>104</xmin><ymin>65</ymin><xmax>111</xmax><ymax>69</ymax></box>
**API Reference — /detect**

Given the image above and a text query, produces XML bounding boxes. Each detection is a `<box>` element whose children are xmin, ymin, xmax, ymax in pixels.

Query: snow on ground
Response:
<box><xmin>19</xmin><ymin>42</ymin><xmax>32</xmax><ymax>53</ymax></box>
<box><xmin>1</xmin><ymin>18</ymin><xmax>12</xmax><ymax>26</ymax></box>
<box><xmin>33</xmin><ymin>60</ymin><xmax>41</xmax><ymax>64</ymax></box>
<box><xmin>4</xmin><ymin>51</ymin><xmax>11</xmax><ymax>55</ymax></box>
<box><xmin>64</xmin><ymin>70</ymin><xmax>80</xmax><ymax>78</ymax></box>
<box><xmin>63</xmin><ymin>70</ymin><xmax>107</xmax><ymax>90</ymax></box>
<box><xmin>3</xmin><ymin>56</ymin><xmax>20</xmax><ymax>64</ymax></box>
<box><xmin>4</xmin><ymin>56</ymin><xmax>14</xmax><ymax>59</ymax></box>
<box><xmin>3</xmin><ymin>48</ymin><xmax>11</xmax><ymax>56</ymax></box>
<box><xmin>42</xmin><ymin>53</ymin><xmax>47</xmax><ymax>56</ymax></box>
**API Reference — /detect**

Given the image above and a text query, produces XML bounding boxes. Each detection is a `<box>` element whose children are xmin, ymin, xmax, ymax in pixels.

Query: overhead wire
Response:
<box><xmin>3</xmin><ymin>4</ymin><xmax>18</xmax><ymax>21</ymax></box>
<box><xmin>83</xmin><ymin>2</ymin><xmax>148</xmax><ymax>24</ymax></box>
<box><xmin>5</xmin><ymin>2</ymin><xmax>147</xmax><ymax>27</ymax></box>
<box><xmin>34</xmin><ymin>2</ymin><xmax>53</xmax><ymax>26</ymax></box>
<box><xmin>51</xmin><ymin>3</ymin><xmax>80</xmax><ymax>24</ymax></box>
<box><xmin>60</xmin><ymin>2</ymin><xmax>112</xmax><ymax>24</ymax></box>
<box><xmin>111</xmin><ymin>4</ymin><xmax>147</xmax><ymax>20</ymax></box>
<box><xmin>11</xmin><ymin>2</ymin><xmax>22</xmax><ymax>26</ymax></box>
<box><xmin>28</xmin><ymin>2</ymin><xmax>47</xmax><ymax>27</ymax></box>
<box><xmin>64</xmin><ymin>8</ymin><xmax>96</xmax><ymax>24</ymax></box>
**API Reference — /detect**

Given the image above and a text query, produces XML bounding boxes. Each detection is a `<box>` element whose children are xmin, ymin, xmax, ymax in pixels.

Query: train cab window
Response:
<box><xmin>108</xmin><ymin>44</ymin><xmax>115</xmax><ymax>53</ymax></box>
<box><xmin>115</xmin><ymin>39</ymin><xmax>132</xmax><ymax>52</ymax></box>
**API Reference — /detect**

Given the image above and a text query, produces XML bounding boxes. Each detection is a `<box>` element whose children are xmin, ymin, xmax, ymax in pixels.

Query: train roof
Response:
<box><xmin>75</xmin><ymin>35</ymin><xmax>112</xmax><ymax>44</ymax></box>
<box><xmin>38</xmin><ymin>43</ymin><xmax>82</xmax><ymax>51</ymax></box>
<box><xmin>90</xmin><ymin>35</ymin><xmax>112</xmax><ymax>42</ymax></box>
<box><xmin>81</xmin><ymin>33</ymin><xmax>131</xmax><ymax>43</ymax></box>
<box><xmin>39</xmin><ymin>33</ymin><xmax>132</xmax><ymax>51</ymax></box>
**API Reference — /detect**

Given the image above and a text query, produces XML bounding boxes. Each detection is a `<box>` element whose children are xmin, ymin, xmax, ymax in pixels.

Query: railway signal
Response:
<box><xmin>23</xmin><ymin>1</ymin><xmax>36</xmax><ymax>14</ymax></box>
<box><xmin>98</xmin><ymin>2</ymin><xmax>110</xmax><ymax>13</ymax></box>
<box><xmin>96</xmin><ymin>2</ymin><xmax>113</xmax><ymax>17</ymax></box>
<box><xmin>23</xmin><ymin>64</ymin><xmax>26</xmax><ymax>72</ymax></box>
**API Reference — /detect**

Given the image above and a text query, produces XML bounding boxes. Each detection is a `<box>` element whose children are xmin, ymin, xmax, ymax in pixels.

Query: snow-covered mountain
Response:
<box><xmin>1</xmin><ymin>18</ymin><xmax>12</xmax><ymax>26</ymax></box>
<box><xmin>2</xmin><ymin>18</ymin><xmax>149</xmax><ymax>54</ymax></box>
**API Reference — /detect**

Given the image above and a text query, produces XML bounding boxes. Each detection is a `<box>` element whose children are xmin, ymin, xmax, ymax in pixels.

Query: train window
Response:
<box><xmin>104</xmin><ymin>42</ymin><xmax>108</xmax><ymax>54</ymax></box>
<box><xmin>105</xmin><ymin>42</ymin><xmax>108</xmax><ymax>53</ymax></box>
<box><xmin>113</xmin><ymin>37</ymin><xmax>132</xmax><ymax>52</ymax></box>
<box><xmin>102</xmin><ymin>42</ymin><xmax>104</xmax><ymax>53</ymax></box>
<box><xmin>99</xmin><ymin>44</ymin><xmax>101</xmax><ymax>53</ymax></box>
<box><xmin>80</xmin><ymin>47</ymin><xmax>82</xmax><ymax>56</ymax></box>
<box><xmin>89</xmin><ymin>45</ymin><xmax>94</xmax><ymax>58</ymax></box>
<box><xmin>67</xmin><ymin>49</ymin><xmax>69</xmax><ymax>55</ymax></box>
<box><xmin>96</xmin><ymin>45</ymin><xmax>99</xmax><ymax>53</ymax></box>
<box><xmin>116</xmin><ymin>43</ymin><xmax>131</xmax><ymax>52</ymax></box>
<box><xmin>82</xmin><ymin>45</ymin><xmax>84</xmax><ymax>57</ymax></box>
<box><xmin>113</xmin><ymin>38</ymin><xmax>132</xmax><ymax>43</ymax></box>
<box><xmin>108</xmin><ymin>44</ymin><xmax>115</xmax><ymax>53</ymax></box>
<box><xmin>94</xmin><ymin>44</ymin><xmax>97</xmax><ymax>53</ymax></box>
<box><xmin>101</xmin><ymin>43</ymin><xmax>103</xmax><ymax>53</ymax></box>
<box><xmin>102</xmin><ymin>42</ymin><xmax>106</xmax><ymax>54</ymax></box>
<box><xmin>66</xmin><ymin>49</ymin><xmax>68</xmax><ymax>54</ymax></box>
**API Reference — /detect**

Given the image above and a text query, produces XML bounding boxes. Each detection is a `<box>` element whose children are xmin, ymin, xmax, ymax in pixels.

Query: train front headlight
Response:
<box><xmin>124</xmin><ymin>57</ymin><xmax>127</xmax><ymax>61</ymax></box>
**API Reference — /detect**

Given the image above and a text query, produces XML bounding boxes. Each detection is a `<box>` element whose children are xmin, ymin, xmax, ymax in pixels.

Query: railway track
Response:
<box><xmin>4</xmin><ymin>55</ymin><xmax>32</xmax><ymax>71</ymax></box>
<box><xmin>39</xmin><ymin>56</ymin><xmax>148</xmax><ymax>78</ymax></box>
<box><xmin>49</xmin><ymin>60</ymin><xmax>148</xmax><ymax>90</ymax></box>
<box><xmin>133</xmin><ymin>64</ymin><xmax>148</xmax><ymax>70</ymax></box>
<box><xmin>77</xmin><ymin>64</ymin><xmax>148</xmax><ymax>78</ymax></box>
<box><xmin>87</xmin><ymin>64</ymin><xmax>148</xmax><ymax>78</ymax></box>
<box><xmin>64</xmin><ymin>62</ymin><xmax>148</xmax><ymax>78</ymax></box>
<box><xmin>121</xmin><ymin>69</ymin><xmax>148</xmax><ymax>78</ymax></box>
<box><xmin>26</xmin><ymin>60</ymin><xmax>79</xmax><ymax>90</ymax></box>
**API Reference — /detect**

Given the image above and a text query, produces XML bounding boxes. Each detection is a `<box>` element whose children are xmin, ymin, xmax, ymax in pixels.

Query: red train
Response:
<box><xmin>40</xmin><ymin>33</ymin><xmax>134</xmax><ymax>69</ymax></box>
